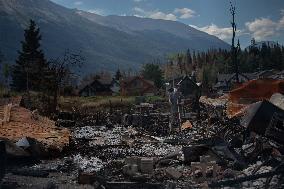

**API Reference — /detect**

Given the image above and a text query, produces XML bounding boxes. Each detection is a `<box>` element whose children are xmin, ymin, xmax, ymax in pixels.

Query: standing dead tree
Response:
<box><xmin>47</xmin><ymin>50</ymin><xmax>84</xmax><ymax>113</ymax></box>
<box><xmin>230</xmin><ymin>1</ymin><xmax>240</xmax><ymax>83</ymax></box>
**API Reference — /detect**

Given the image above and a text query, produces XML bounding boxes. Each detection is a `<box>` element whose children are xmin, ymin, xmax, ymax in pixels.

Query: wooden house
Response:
<box><xmin>269</xmin><ymin>70</ymin><xmax>284</xmax><ymax>80</ymax></box>
<box><xmin>120</xmin><ymin>76</ymin><xmax>156</xmax><ymax>96</ymax></box>
<box><xmin>79</xmin><ymin>78</ymin><xmax>114</xmax><ymax>97</ymax></box>
<box><xmin>214</xmin><ymin>70</ymin><xmax>279</xmax><ymax>93</ymax></box>
<box><xmin>253</xmin><ymin>69</ymin><xmax>278</xmax><ymax>79</ymax></box>
<box><xmin>213</xmin><ymin>73</ymin><xmax>250</xmax><ymax>92</ymax></box>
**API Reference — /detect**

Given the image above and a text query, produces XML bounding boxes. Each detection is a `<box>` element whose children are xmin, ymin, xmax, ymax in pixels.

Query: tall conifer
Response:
<box><xmin>12</xmin><ymin>20</ymin><xmax>48</xmax><ymax>91</ymax></box>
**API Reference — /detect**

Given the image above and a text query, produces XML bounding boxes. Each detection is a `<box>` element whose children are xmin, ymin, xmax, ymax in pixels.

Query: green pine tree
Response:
<box><xmin>185</xmin><ymin>49</ymin><xmax>192</xmax><ymax>74</ymax></box>
<box><xmin>12</xmin><ymin>20</ymin><xmax>48</xmax><ymax>92</ymax></box>
<box><xmin>115</xmin><ymin>68</ymin><xmax>122</xmax><ymax>80</ymax></box>
<box><xmin>142</xmin><ymin>63</ymin><xmax>164</xmax><ymax>88</ymax></box>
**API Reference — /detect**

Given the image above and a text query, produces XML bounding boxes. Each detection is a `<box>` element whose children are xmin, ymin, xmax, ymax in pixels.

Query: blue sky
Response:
<box><xmin>51</xmin><ymin>0</ymin><xmax>284</xmax><ymax>48</ymax></box>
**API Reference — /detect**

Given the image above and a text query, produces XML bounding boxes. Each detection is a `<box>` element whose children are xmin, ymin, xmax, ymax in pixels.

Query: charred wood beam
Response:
<box><xmin>209</xmin><ymin>169</ymin><xmax>284</xmax><ymax>188</ymax></box>
<box><xmin>105</xmin><ymin>182</ymin><xmax>164</xmax><ymax>189</ymax></box>
<box><xmin>11</xmin><ymin>169</ymin><xmax>49</xmax><ymax>178</ymax></box>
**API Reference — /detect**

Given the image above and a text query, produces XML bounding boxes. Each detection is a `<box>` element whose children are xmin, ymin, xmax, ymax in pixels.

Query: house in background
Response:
<box><xmin>270</xmin><ymin>70</ymin><xmax>284</xmax><ymax>79</ymax></box>
<box><xmin>214</xmin><ymin>73</ymin><xmax>250</xmax><ymax>93</ymax></box>
<box><xmin>120</xmin><ymin>76</ymin><xmax>157</xmax><ymax>96</ymax></box>
<box><xmin>213</xmin><ymin>70</ymin><xmax>280</xmax><ymax>93</ymax></box>
<box><xmin>166</xmin><ymin>76</ymin><xmax>184</xmax><ymax>89</ymax></box>
<box><xmin>79</xmin><ymin>77</ymin><xmax>120</xmax><ymax>97</ymax></box>
<box><xmin>252</xmin><ymin>69</ymin><xmax>278</xmax><ymax>79</ymax></box>
<box><xmin>176</xmin><ymin>76</ymin><xmax>201</xmax><ymax>98</ymax></box>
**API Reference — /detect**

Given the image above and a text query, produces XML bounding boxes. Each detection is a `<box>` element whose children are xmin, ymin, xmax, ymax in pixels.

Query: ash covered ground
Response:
<box><xmin>1</xmin><ymin>98</ymin><xmax>284</xmax><ymax>189</ymax></box>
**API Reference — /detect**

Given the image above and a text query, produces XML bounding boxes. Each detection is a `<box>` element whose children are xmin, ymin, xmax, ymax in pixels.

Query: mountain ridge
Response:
<box><xmin>0</xmin><ymin>0</ymin><xmax>230</xmax><ymax>74</ymax></box>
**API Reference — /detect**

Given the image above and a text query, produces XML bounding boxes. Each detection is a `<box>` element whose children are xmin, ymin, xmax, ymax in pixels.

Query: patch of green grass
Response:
<box><xmin>145</xmin><ymin>96</ymin><xmax>165</xmax><ymax>103</ymax></box>
<box><xmin>59</xmin><ymin>96</ymin><xmax>136</xmax><ymax>111</ymax></box>
<box><xmin>81</xmin><ymin>96</ymin><xmax>135</xmax><ymax>108</ymax></box>
<box><xmin>59</xmin><ymin>95</ymin><xmax>166</xmax><ymax>112</ymax></box>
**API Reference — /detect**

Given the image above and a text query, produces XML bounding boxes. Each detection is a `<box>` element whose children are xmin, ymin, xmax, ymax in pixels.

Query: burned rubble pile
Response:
<box><xmin>60</xmin><ymin>95</ymin><xmax>284</xmax><ymax>188</ymax></box>
<box><xmin>1</xmin><ymin>92</ymin><xmax>284</xmax><ymax>188</ymax></box>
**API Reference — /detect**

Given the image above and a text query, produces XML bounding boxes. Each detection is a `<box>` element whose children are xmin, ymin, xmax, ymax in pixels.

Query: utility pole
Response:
<box><xmin>230</xmin><ymin>2</ymin><xmax>239</xmax><ymax>83</ymax></box>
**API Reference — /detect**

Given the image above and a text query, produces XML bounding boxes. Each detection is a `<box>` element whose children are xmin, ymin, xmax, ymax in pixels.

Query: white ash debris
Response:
<box><xmin>138</xmin><ymin>143</ymin><xmax>181</xmax><ymax>157</ymax></box>
<box><xmin>125</xmin><ymin>127</ymin><xmax>139</xmax><ymax>136</ymax></box>
<box><xmin>31</xmin><ymin>158</ymin><xmax>68</xmax><ymax>171</ymax></box>
<box><xmin>102</xmin><ymin>143</ymin><xmax>180</xmax><ymax>157</ymax></box>
<box><xmin>199</xmin><ymin>96</ymin><xmax>228</xmax><ymax>107</ymax></box>
<box><xmin>105</xmin><ymin>147</ymin><xmax>137</xmax><ymax>156</ymax></box>
<box><xmin>240</xmin><ymin>162</ymin><xmax>275</xmax><ymax>189</ymax></box>
<box><xmin>242</xmin><ymin>162</ymin><xmax>273</xmax><ymax>175</ymax></box>
<box><xmin>88</xmin><ymin>130</ymin><xmax>121</xmax><ymax>146</ymax></box>
<box><xmin>74</xmin><ymin>126</ymin><xmax>141</xmax><ymax>146</ymax></box>
<box><xmin>73</xmin><ymin>126</ymin><xmax>104</xmax><ymax>139</ymax></box>
<box><xmin>73</xmin><ymin>154</ymin><xmax>104</xmax><ymax>173</ymax></box>
<box><xmin>150</xmin><ymin>136</ymin><xmax>164</xmax><ymax>142</ymax></box>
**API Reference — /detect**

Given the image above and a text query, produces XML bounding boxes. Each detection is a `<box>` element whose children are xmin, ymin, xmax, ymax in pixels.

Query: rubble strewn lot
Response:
<box><xmin>1</xmin><ymin>89</ymin><xmax>284</xmax><ymax>188</ymax></box>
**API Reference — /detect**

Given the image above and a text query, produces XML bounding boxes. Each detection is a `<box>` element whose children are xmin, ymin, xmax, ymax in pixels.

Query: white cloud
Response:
<box><xmin>174</xmin><ymin>8</ymin><xmax>196</xmax><ymax>19</ymax></box>
<box><xmin>87</xmin><ymin>9</ymin><xmax>105</xmax><ymax>15</ymax></box>
<box><xmin>132</xmin><ymin>7</ymin><xmax>197</xmax><ymax>21</ymax></box>
<box><xmin>245</xmin><ymin>18</ymin><xmax>278</xmax><ymax>40</ymax></box>
<box><xmin>192</xmin><ymin>12</ymin><xmax>284</xmax><ymax>42</ymax></box>
<box><xmin>133</xmin><ymin>14</ymin><xmax>143</xmax><ymax>18</ymax></box>
<box><xmin>149</xmin><ymin>12</ymin><xmax>177</xmax><ymax>21</ymax></box>
<box><xmin>74</xmin><ymin>1</ymin><xmax>83</xmax><ymax>6</ymax></box>
<box><xmin>280</xmin><ymin>16</ymin><xmax>284</xmax><ymax>27</ymax></box>
<box><xmin>190</xmin><ymin>24</ymin><xmax>238</xmax><ymax>40</ymax></box>
<box><xmin>133</xmin><ymin>0</ymin><xmax>145</xmax><ymax>2</ymax></box>
<box><xmin>133</xmin><ymin>7</ymin><xmax>177</xmax><ymax>21</ymax></box>
<box><xmin>244</xmin><ymin>9</ymin><xmax>284</xmax><ymax>41</ymax></box>
<box><xmin>133</xmin><ymin>7</ymin><xmax>146</xmax><ymax>14</ymax></box>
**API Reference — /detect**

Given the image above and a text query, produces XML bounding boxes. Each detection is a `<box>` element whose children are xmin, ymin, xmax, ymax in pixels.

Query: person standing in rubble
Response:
<box><xmin>168</xmin><ymin>87</ymin><xmax>180</xmax><ymax>133</ymax></box>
